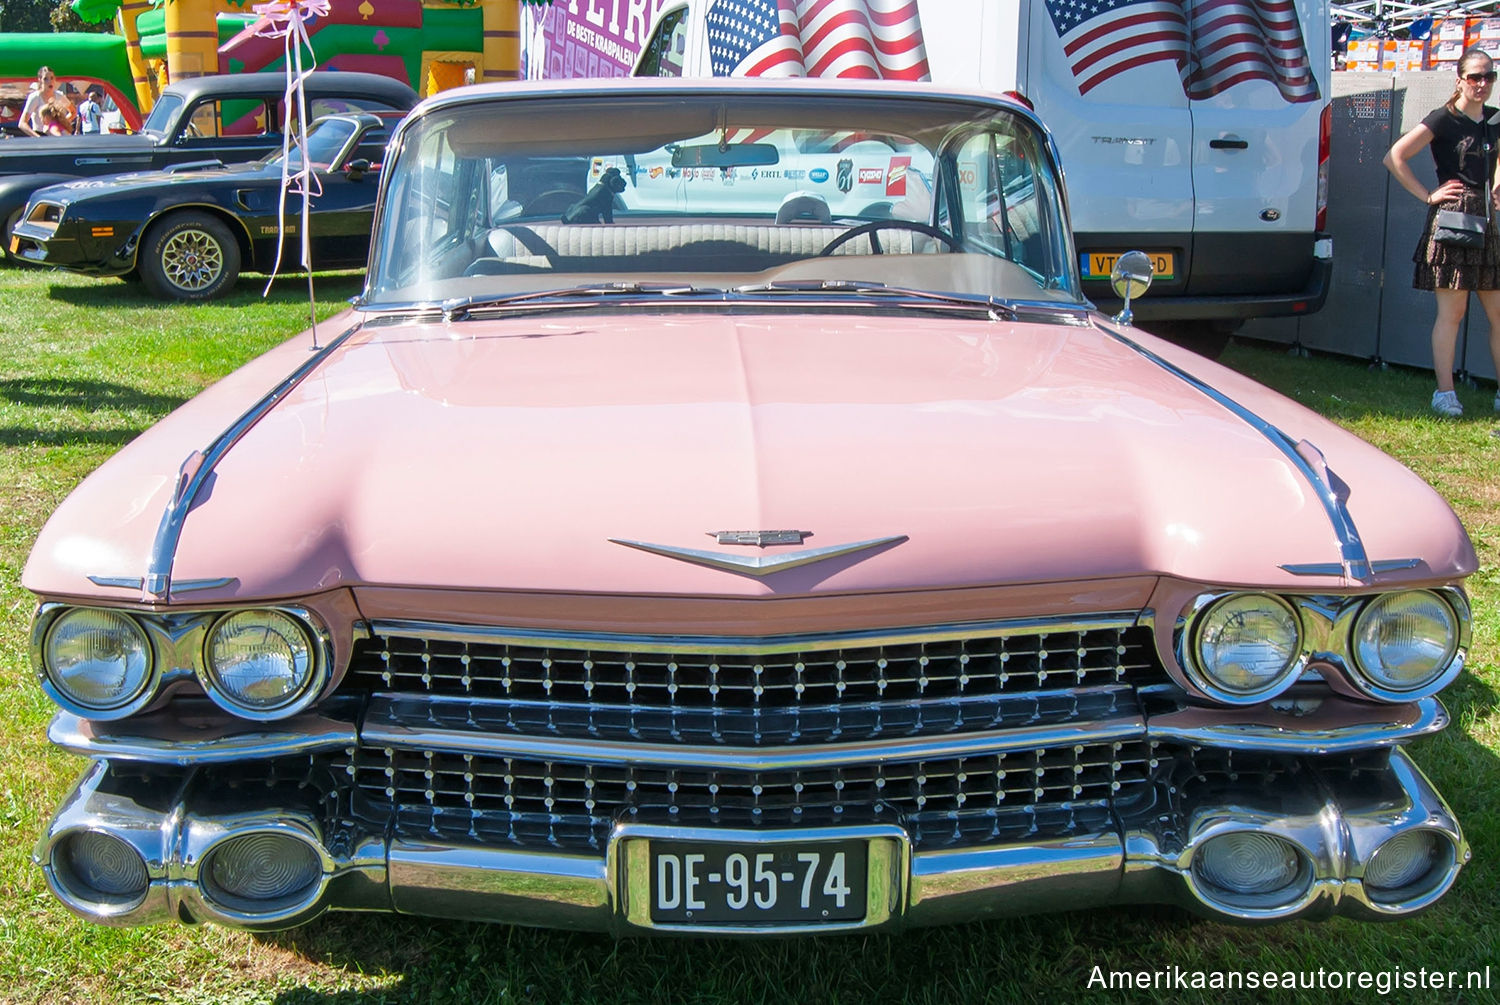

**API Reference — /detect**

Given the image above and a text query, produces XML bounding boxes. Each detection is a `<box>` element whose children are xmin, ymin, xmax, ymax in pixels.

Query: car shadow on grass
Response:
<box><xmin>0</xmin><ymin>377</ymin><xmax>187</xmax><ymax>446</ymax></box>
<box><xmin>38</xmin><ymin>272</ymin><xmax>366</xmax><ymax>310</ymax></box>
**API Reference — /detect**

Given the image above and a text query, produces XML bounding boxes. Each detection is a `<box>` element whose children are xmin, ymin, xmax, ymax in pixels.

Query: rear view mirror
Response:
<box><xmin>345</xmin><ymin>158</ymin><xmax>371</xmax><ymax>181</ymax></box>
<box><xmin>1110</xmin><ymin>250</ymin><xmax>1154</xmax><ymax>326</ymax></box>
<box><xmin>670</xmin><ymin>143</ymin><xmax>779</xmax><ymax>169</ymax></box>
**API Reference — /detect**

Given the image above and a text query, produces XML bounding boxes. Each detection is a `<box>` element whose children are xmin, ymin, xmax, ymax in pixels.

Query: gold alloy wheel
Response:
<box><xmin>160</xmin><ymin>227</ymin><xmax>225</xmax><ymax>292</ymax></box>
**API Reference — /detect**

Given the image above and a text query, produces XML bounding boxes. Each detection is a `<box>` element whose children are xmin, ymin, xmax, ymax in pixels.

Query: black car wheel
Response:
<box><xmin>139</xmin><ymin>211</ymin><xmax>241</xmax><ymax>300</ymax></box>
<box><xmin>2</xmin><ymin>208</ymin><xmax>23</xmax><ymax>263</ymax></box>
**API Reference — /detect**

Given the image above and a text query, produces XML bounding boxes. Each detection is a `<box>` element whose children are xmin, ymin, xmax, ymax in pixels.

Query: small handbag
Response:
<box><xmin>1434</xmin><ymin>119</ymin><xmax>1497</xmax><ymax>249</ymax></box>
<box><xmin>1434</xmin><ymin>209</ymin><xmax>1488</xmax><ymax>248</ymax></box>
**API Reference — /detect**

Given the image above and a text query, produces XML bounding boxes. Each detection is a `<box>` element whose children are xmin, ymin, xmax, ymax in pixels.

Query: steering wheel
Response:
<box><xmin>818</xmin><ymin>220</ymin><xmax>963</xmax><ymax>256</ymax></box>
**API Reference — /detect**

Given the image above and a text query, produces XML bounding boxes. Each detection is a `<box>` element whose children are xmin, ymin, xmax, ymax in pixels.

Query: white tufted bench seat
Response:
<box><xmin>478</xmin><ymin>221</ymin><xmax>918</xmax><ymax>273</ymax></box>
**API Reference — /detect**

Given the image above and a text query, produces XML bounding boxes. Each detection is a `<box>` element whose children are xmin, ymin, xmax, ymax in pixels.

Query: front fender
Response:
<box><xmin>0</xmin><ymin>174</ymin><xmax>80</xmax><ymax>224</ymax></box>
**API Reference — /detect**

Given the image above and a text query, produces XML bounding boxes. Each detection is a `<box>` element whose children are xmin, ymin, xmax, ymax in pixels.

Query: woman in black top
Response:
<box><xmin>1385</xmin><ymin>46</ymin><xmax>1500</xmax><ymax>417</ymax></box>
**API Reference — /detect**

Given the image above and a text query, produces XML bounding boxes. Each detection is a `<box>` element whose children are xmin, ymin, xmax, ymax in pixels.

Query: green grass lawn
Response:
<box><xmin>0</xmin><ymin>269</ymin><xmax>1496</xmax><ymax>1005</ymax></box>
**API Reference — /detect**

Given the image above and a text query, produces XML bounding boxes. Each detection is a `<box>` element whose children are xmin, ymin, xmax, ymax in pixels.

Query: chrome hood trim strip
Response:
<box><xmin>1099</xmin><ymin>326</ymin><xmax>1373</xmax><ymax>583</ymax></box>
<box><xmin>143</xmin><ymin>320</ymin><xmax>366</xmax><ymax>599</ymax></box>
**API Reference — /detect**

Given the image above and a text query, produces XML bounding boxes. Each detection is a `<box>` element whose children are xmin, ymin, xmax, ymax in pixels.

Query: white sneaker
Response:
<box><xmin>1494</xmin><ymin>390</ymin><xmax>1499</xmax><ymax>412</ymax></box>
<box><xmin>1431</xmin><ymin>389</ymin><xmax>1464</xmax><ymax>417</ymax></box>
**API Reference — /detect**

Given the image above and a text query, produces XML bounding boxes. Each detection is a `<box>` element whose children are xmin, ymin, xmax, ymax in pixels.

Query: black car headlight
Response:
<box><xmin>200</xmin><ymin>609</ymin><xmax>324</xmax><ymax>719</ymax></box>
<box><xmin>1348</xmin><ymin>590</ymin><xmax>1462</xmax><ymax>699</ymax></box>
<box><xmin>1184</xmin><ymin>593</ymin><xmax>1304</xmax><ymax>704</ymax></box>
<box><xmin>39</xmin><ymin>608</ymin><xmax>156</xmax><ymax>718</ymax></box>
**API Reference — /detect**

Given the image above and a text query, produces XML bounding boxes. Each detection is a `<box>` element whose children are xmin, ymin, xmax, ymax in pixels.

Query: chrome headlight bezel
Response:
<box><xmin>33</xmin><ymin>606</ymin><xmax>160</xmax><ymax>720</ymax></box>
<box><xmin>1179</xmin><ymin>592</ymin><xmax>1306</xmax><ymax>705</ymax></box>
<box><xmin>1345</xmin><ymin>589</ymin><xmax>1467</xmax><ymax>702</ymax></box>
<box><xmin>199</xmin><ymin>608</ymin><xmax>330</xmax><ymax>721</ymax></box>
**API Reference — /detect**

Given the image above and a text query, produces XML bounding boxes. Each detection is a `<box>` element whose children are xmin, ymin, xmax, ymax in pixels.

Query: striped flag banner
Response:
<box><xmin>706</xmin><ymin>0</ymin><xmax>929</xmax><ymax>80</ymax></box>
<box><xmin>1183</xmin><ymin>0</ymin><xmax>1320</xmax><ymax>102</ymax></box>
<box><xmin>1042</xmin><ymin>0</ymin><xmax>1317</xmax><ymax>103</ymax></box>
<box><xmin>1044</xmin><ymin>0</ymin><xmax>1192</xmax><ymax>96</ymax></box>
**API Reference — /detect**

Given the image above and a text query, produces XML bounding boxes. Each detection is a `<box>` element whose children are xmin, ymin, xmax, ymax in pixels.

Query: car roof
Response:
<box><xmin>159</xmin><ymin>71</ymin><xmax>418</xmax><ymax>109</ymax></box>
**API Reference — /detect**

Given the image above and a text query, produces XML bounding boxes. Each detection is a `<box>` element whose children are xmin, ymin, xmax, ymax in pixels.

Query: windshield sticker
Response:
<box><xmin>887</xmin><ymin>157</ymin><xmax>910</xmax><ymax>196</ymax></box>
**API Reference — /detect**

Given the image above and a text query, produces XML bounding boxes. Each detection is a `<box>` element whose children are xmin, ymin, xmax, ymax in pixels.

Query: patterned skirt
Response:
<box><xmin>1413</xmin><ymin>186</ymin><xmax>1500</xmax><ymax>290</ymax></box>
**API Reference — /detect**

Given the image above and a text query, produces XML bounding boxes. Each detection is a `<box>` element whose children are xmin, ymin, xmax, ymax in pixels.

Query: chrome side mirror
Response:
<box><xmin>1110</xmin><ymin>250</ymin><xmax>1154</xmax><ymax>326</ymax></box>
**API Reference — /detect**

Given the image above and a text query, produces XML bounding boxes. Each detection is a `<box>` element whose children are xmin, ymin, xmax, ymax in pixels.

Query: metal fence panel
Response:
<box><xmin>1229</xmin><ymin>72</ymin><xmax>1495</xmax><ymax>382</ymax></box>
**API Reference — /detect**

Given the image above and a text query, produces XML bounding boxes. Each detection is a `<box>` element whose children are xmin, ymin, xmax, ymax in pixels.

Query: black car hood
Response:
<box><xmin>41</xmin><ymin>160</ymin><xmax>278</xmax><ymax>202</ymax></box>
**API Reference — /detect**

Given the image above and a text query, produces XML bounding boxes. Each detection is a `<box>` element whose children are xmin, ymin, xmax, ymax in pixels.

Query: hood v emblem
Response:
<box><xmin>608</xmin><ymin>535</ymin><xmax>907</xmax><ymax>576</ymax></box>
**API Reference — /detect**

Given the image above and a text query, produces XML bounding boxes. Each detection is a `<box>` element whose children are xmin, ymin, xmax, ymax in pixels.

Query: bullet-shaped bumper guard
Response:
<box><xmin>35</xmin><ymin>745</ymin><xmax>1466</xmax><ymax>934</ymax></box>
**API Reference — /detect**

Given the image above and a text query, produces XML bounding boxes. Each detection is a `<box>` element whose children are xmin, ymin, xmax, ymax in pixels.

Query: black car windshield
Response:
<box><xmin>140</xmin><ymin>92</ymin><xmax>182</xmax><ymax>136</ymax></box>
<box><xmin>364</xmin><ymin>88</ymin><xmax>1082</xmax><ymax>309</ymax></box>
<box><xmin>258</xmin><ymin>117</ymin><xmax>359</xmax><ymax>170</ymax></box>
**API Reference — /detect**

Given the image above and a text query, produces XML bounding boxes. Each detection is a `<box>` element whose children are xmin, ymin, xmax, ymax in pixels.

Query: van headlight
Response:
<box><xmin>1185</xmin><ymin>593</ymin><xmax>1304</xmax><ymax>704</ymax></box>
<box><xmin>201</xmin><ymin>610</ymin><xmax>323</xmax><ymax>719</ymax></box>
<box><xmin>39</xmin><ymin>608</ymin><xmax>156</xmax><ymax>718</ymax></box>
<box><xmin>1349</xmin><ymin>590</ymin><xmax>1462</xmax><ymax>699</ymax></box>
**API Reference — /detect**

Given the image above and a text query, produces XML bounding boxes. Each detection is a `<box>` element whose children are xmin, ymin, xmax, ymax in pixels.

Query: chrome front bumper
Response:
<box><xmin>36</xmin><ymin>743</ymin><xmax>1466</xmax><ymax>934</ymax></box>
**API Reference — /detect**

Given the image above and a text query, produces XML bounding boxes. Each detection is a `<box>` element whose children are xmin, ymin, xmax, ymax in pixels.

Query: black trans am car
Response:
<box><xmin>0</xmin><ymin>71</ymin><xmax>417</xmax><ymax>257</ymax></box>
<box><xmin>10</xmin><ymin>112</ymin><xmax>398</xmax><ymax>300</ymax></box>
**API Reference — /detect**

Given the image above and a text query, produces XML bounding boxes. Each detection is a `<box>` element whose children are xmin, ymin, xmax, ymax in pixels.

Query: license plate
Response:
<box><xmin>649</xmin><ymin>838</ymin><xmax>867</xmax><ymax>924</ymax></box>
<box><xmin>1081</xmin><ymin>251</ymin><xmax>1175</xmax><ymax>280</ymax></box>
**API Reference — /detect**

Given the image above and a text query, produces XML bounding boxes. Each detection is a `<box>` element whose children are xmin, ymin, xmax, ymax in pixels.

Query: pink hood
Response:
<box><xmin>25</xmin><ymin>310</ymin><xmax>1477</xmax><ymax>604</ymax></box>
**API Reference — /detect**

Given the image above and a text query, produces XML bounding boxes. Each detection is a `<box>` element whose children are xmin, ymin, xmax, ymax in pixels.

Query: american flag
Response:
<box><xmin>1183</xmin><ymin>0</ymin><xmax>1320</xmax><ymax>103</ymax></box>
<box><xmin>1043</xmin><ymin>0</ymin><xmax>1317</xmax><ymax>103</ymax></box>
<box><xmin>706</xmin><ymin>0</ymin><xmax>929</xmax><ymax>80</ymax></box>
<box><xmin>1044</xmin><ymin>0</ymin><xmax>1191</xmax><ymax>96</ymax></box>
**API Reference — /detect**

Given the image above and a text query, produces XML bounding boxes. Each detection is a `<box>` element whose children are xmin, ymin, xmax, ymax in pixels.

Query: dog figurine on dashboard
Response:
<box><xmin>561</xmin><ymin>167</ymin><xmax>627</xmax><ymax>224</ymax></box>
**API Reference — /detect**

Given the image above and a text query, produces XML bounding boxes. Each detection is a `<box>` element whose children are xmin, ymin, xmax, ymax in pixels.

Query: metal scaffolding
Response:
<box><xmin>1332</xmin><ymin>1</ymin><xmax>1499</xmax><ymax>37</ymax></box>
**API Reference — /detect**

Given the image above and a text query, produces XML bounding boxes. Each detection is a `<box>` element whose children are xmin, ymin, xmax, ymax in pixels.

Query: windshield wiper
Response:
<box><xmin>731</xmin><ymin>279</ymin><xmax>1018</xmax><ymax>320</ymax></box>
<box><xmin>439</xmin><ymin>282</ymin><xmax>724</xmax><ymax>321</ymax></box>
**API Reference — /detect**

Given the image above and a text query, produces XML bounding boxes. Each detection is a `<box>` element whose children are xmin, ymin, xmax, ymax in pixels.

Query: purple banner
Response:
<box><xmin>525</xmin><ymin>0</ymin><xmax>673</xmax><ymax>79</ymax></box>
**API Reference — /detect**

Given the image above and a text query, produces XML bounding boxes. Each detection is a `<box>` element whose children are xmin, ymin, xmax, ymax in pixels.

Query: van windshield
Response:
<box><xmin>365</xmin><ymin>90</ymin><xmax>1081</xmax><ymax>309</ymax></box>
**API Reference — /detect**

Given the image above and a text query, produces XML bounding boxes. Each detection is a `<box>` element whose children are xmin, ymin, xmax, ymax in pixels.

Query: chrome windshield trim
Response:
<box><xmin>47</xmin><ymin>709</ymin><xmax>357</xmax><ymax>765</ymax></box>
<box><xmin>1100</xmin><ymin>325</ymin><xmax>1373</xmax><ymax>583</ymax></box>
<box><xmin>144</xmin><ymin>320</ymin><xmax>365</xmax><ymax>598</ymax></box>
<box><xmin>359</xmin><ymin>706</ymin><xmax>1147</xmax><ymax>770</ymax></box>
<box><xmin>363</xmin><ymin>612</ymin><xmax>1146</xmax><ymax>656</ymax></box>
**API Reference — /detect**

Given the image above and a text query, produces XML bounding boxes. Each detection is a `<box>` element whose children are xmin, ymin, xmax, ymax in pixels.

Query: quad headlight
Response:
<box><xmin>39</xmin><ymin>608</ymin><xmax>155</xmax><ymax>718</ymax></box>
<box><xmin>201</xmin><ymin>609</ymin><xmax>323</xmax><ymax>719</ymax></box>
<box><xmin>1185</xmin><ymin>593</ymin><xmax>1304</xmax><ymax>704</ymax></box>
<box><xmin>1348</xmin><ymin>590</ymin><xmax>1462</xmax><ymax>700</ymax></box>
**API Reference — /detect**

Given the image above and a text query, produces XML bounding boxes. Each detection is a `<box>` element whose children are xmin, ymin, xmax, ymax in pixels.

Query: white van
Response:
<box><xmin>630</xmin><ymin>0</ymin><xmax>1333</xmax><ymax>342</ymax></box>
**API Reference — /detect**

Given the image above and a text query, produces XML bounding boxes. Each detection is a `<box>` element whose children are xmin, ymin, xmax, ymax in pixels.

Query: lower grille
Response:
<box><xmin>332</xmin><ymin>738</ymin><xmax>1158</xmax><ymax>851</ymax></box>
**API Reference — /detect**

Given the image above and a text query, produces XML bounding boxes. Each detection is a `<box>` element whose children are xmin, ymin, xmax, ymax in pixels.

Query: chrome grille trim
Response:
<box><xmin>363</xmin><ymin>686</ymin><xmax>1135</xmax><ymax>749</ymax></box>
<box><xmin>361</xmin><ymin>613</ymin><xmax>1147</xmax><ymax>656</ymax></box>
<box><xmin>361</xmin><ymin>692</ymin><xmax>1147</xmax><ymax>770</ymax></box>
<box><xmin>333</xmin><ymin>738</ymin><xmax>1158</xmax><ymax>850</ymax></box>
<box><xmin>346</xmin><ymin>619</ymin><xmax>1166</xmax><ymax>739</ymax></box>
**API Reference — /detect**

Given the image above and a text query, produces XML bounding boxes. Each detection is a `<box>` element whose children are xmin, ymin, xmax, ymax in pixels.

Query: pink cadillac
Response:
<box><xmin>26</xmin><ymin>79</ymin><xmax>1475</xmax><ymax>934</ymax></box>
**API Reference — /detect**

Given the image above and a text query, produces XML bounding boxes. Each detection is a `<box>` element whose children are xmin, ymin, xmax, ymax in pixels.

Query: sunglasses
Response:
<box><xmin>1464</xmin><ymin>70</ymin><xmax>1498</xmax><ymax>83</ymax></box>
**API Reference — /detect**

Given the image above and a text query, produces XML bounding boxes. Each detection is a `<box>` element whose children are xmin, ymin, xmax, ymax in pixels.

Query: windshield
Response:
<box><xmin>260</xmin><ymin>117</ymin><xmax>358</xmax><ymax>170</ymax></box>
<box><xmin>140</xmin><ymin>93</ymin><xmax>182</xmax><ymax>136</ymax></box>
<box><xmin>365</xmin><ymin>90</ymin><xmax>1080</xmax><ymax>308</ymax></box>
